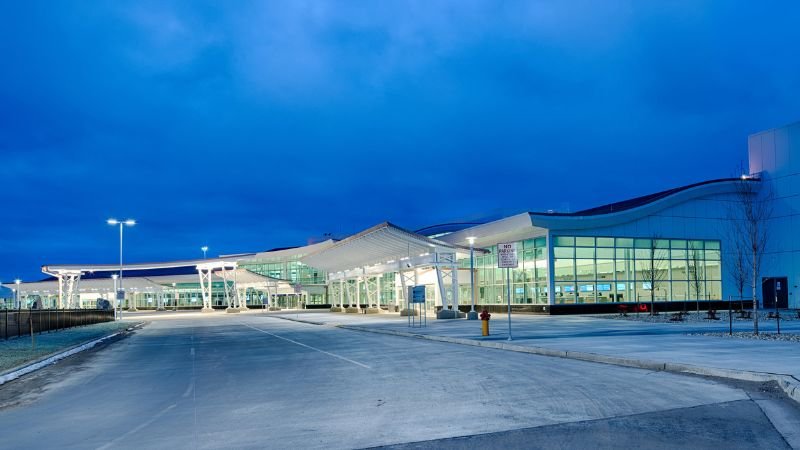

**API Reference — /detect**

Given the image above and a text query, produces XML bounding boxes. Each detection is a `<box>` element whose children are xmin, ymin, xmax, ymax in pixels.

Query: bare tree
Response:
<box><xmin>688</xmin><ymin>245</ymin><xmax>705</xmax><ymax>314</ymax></box>
<box><xmin>724</xmin><ymin>217</ymin><xmax>749</xmax><ymax>311</ymax></box>
<box><xmin>729</xmin><ymin>174</ymin><xmax>773</xmax><ymax>335</ymax></box>
<box><xmin>640</xmin><ymin>236</ymin><xmax>669</xmax><ymax>315</ymax></box>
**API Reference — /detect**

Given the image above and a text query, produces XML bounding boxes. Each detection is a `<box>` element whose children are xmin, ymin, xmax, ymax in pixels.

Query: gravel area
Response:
<box><xmin>689</xmin><ymin>331</ymin><xmax>800</xmax><ymax>342</ymax></box>
<box><xmin>603</xmin><ymin>309</ymin><xmax>799</xmax><ymax>324</ymax></box>
<box><xmin>0</xmin><ymin>321</ymin><xmax>136</xmax><ymax>372</ymax></box>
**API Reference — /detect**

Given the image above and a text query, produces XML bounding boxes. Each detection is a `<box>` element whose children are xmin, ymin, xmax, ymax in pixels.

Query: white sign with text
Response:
<box><xmin>497</xmin><ymin>242</ymin><xmax>518</xmax><ymax>268</ymax></box>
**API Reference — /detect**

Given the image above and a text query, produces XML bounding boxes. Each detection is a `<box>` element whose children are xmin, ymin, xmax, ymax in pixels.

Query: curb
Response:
<box><xmin>269</xmin><ymin>315</ymin><xmax>326</xmax><ymax>326</ymax></box>
<box><xmin>0</xmin><ymin>322</ymin><xmax>145</xmax><ymax>386</ymax></box>
<box><xmin>337</xmin><ymin>324</ymin><xmax>800</xmax><ymax>406</ymax></box>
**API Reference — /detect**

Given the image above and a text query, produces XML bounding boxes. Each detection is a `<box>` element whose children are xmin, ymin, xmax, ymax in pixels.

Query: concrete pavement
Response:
<box><xmin>279</xmin><ymin>311</ymin><xmax>800</xmax><ymax>383</ymax></box>
<box><xmin>0</xmin><ymin>312</ymin><xmax>790</xmax><ymax>449</ymax></box>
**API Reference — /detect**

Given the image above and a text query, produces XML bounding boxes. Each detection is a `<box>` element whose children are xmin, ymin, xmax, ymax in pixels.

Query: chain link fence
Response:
<box><xmin>1</xmin><ymin>309</ymin><xmax>114</xmax><ymax>340</ymax></box>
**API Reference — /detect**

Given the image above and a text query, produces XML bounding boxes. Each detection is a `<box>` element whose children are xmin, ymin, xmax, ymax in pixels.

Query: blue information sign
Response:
<box><xmin>410</xmin><ymin>286</ymin><xmax>426</xmax><ymax>303</ymax></box>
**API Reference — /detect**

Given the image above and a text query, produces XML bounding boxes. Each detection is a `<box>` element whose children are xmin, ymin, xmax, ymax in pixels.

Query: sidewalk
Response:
<box><xmin>0</xmin><ymin>321</ymin><xmax>134</xmax><ymax>375</ymax></box>
<box><xmin>272</xmin><ymin>311</ymin><xmax>800</xmax><ymax>398</ymax></box>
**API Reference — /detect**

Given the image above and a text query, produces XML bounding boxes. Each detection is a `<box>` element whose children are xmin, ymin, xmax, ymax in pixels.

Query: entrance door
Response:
<box><xmin>762</xmin><ymin>277</ymin><xmax>789</xmax><ymax>309</ymax></box>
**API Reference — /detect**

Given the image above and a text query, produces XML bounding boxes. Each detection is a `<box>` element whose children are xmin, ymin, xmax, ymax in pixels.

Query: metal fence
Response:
<box><xmin>1</xmin><ymin>309</ymin><xmax>115</xmax><ymax>340</ymax></box>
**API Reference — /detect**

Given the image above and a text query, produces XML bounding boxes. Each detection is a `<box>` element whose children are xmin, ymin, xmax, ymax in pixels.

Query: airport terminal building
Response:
<box><xmin>5</xmin><ymin>121</ymin><xmax>800</xmax><ymax>314</ymax></box>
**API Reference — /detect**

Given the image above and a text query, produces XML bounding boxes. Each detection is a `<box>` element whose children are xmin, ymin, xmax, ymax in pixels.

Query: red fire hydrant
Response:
<box><xmin>480</xmin><ymin>309</ymin><xmax>491</xmax><ymax>336</ymax></box>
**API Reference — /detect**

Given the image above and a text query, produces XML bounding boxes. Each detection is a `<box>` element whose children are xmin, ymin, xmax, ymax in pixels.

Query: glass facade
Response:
<box><xmin>240</xmin><ymin>260</ymin><xmax>325</xmax><ymax>286</ymax></box>
<box><xmin>552</xmin><ymin>235</ymin><xmax>721</xmax><ymax>304</ymax></box>
<box><xmin>459</xmin><ymin>237</ymin><xmax>548</xmax><ymax>305</ymax></box>
<box><xmin>7</xmin><ymin>233</ymin><xmax>725</xmax><ymax>312</ymax></box>
<box><xmin>241</xmin><ymin>257</ymin><xmax>327</xmax><ymax>305</ymax></box>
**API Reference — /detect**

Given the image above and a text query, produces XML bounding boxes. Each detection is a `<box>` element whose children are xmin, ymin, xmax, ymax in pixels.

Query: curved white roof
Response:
<box><xmin>301</xmin><ymin>222</ymin><xmax>484</xmax><ymax>273</ymax></box>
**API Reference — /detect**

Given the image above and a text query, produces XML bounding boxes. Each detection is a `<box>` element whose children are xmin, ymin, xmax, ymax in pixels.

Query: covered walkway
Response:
<box><xmin>301</xmin><ymin>222</ymin><xmax>486</xmax><ymax>318</ymax></box>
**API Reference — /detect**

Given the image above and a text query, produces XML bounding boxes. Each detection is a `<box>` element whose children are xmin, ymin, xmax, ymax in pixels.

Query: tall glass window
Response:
<box><xmin>552</xmin><ymin>235</ymin><xmax>722</xmax><ymax>304</ymax></box>
<box><xmin>460</xmin><ymin>237</ymin><xmax>548</xmax><ymax>305</ymax></box>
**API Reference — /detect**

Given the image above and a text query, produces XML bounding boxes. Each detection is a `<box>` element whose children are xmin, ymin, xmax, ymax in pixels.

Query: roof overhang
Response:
<box><xmin>42</xmin><ymin>256</ymin><xmax>252</xmax><ymax>276</ymax></box>
<box><xmin>436</xmin><ymin>213</ymin><xmax>547</xmax><ymax>248</ymax></box>
<box><xmin>6</xmin><ymin>277</ymin><xmax>167</xmax><ymax>296</ymax></box>
<box><xmin>300</xmin><ymin>222</ymin><xmax>486</xmax><ymax>274</ymax></box>
<box><xmin>233</xmin><ymin>239</ymin><xmax>337</xmax><ymax>262</ymax></box>
<box><xmin>529</xmin><ymin>178</ymin><xmax>755</xmax><ymax>230</ymax></box>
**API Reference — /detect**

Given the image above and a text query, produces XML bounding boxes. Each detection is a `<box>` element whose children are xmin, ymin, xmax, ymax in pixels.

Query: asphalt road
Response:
<box><xmin>0</xmin><ymin>313</ymin><xmax>792</xmax><ymax>449</ymax></box>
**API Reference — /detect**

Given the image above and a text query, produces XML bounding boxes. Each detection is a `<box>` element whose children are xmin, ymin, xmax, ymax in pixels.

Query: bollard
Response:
<box><xmin>479</xmin><ymin>309</ymin><xmax>491</xmax><ymax>336</ymax></box>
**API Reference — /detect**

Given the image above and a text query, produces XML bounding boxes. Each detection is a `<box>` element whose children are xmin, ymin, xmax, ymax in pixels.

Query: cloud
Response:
<box><xmin>1</xmin><ymin>0</ymin><xmax>799</xmax><ymax>279</ymax></box>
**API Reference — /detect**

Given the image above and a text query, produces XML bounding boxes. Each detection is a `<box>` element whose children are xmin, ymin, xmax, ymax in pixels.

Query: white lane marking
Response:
<box><xmin>182</xmin><ymin>377</ymin><xmax>195</xmax><ymax>398</ymax></box>
<box><xmin>96</xmin><ymin>403</ymin><xmax>177</xmax><ymax>450</ymax></box>
<box><xmin>240</xmin><ymin>322</ymin><xmax>371</xmax><ymax>369</ymax></box>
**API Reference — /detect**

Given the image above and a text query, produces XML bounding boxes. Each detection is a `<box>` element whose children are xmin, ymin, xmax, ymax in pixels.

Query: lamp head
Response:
<box><xmin>107</xmin><ymin>219</ymin><xmax>119</xmax><ymax>225</ymax></box>
<box><xmin>467</xmin><ymin>236</ymin><xmax>477</xmax><ymax>245</ymax></box>
<box><xmin>14</xmin><ymin>279</ymin><xmax>21</xmax><ymax>285</ymax></box>
<box><xmin>124</xmin><ymin>219</ymin><xmax>136</xmax><ymax>226</ymax></box>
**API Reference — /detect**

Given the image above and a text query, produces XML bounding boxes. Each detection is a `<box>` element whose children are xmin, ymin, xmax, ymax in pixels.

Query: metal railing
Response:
<box><xmin>1</xmin><ymin>309</ymin><xmax>114</xmax><ymax>340</ymax></box>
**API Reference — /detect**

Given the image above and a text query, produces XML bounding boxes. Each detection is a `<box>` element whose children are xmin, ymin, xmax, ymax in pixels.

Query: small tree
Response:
<box><xmin>640</xmin><ymin>236</ymin><xmax>669</xmax><ymax>315</ymax></box>
<box><xmin>729</xmin><ymin>174</ymin><xmax>772</xmax><ymax>335</ymax></box>
<box><xmin>688</xmin><ymin>245</ymin><xmax>705</xmax><ymax>314</ymax></box>
<box><xmin>724</xmin><ymin>217</ymin><xmax>749</xmax><ymax>310</ymax></box>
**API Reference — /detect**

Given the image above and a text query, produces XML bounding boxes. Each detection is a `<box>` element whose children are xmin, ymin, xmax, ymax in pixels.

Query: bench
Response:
<box><xmin>617</xmin><ymin>305</ymin><xmax>629</xmax><ymax>317</ymax></box>
<box><xmin>767</xmin><ymin>311</ymin><xmax>781</xmax><ymax>320</ymax></box>
<box><xmin>669</xmin><ymin>312</ymin><xmax>685</xmax><ymax>322</ymax></box>
<box><xmin>704</xmin><ymin>309</ymin><xmax>720</xmax><ymax>321</ymax></box>
<box><xmin>736</xmin><ymin>310</ymin><xmax>752</xmax><ymax>319</ymax></box>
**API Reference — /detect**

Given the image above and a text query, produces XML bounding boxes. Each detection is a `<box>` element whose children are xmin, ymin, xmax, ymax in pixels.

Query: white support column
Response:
<box><xmin>398</xmin><ymin>270</ymin><xmax>408</xmax><ymax>310</ymax></box>
<box><xmin>356</xmin><ymin>278</ymin><xmax>362</xmax><ymax>310</ymax></box>
<box><xmin>435</xmin><ymin>252</ymin><xmax>461</xmax><ymax>319</ymax></box>
<box><xmin>364</xmin><ymin>276</ymin><xmax>380</xmax><ymax>313</ymax></box>
<box><xmin>237</xmin><ymin>287</ymin><xmax>248</xmax><ymax>311</ymax></box>
<box><xmin>57</xmin><ymin>271</ymin><xmax>82</xmax><ymax>309</ymax></box>
<box><xmin>394</xmin><ymin>273</ymin><xmax>401</xmax><ymax>309</ymax></box>
<box><xmin>376</xmin><ymin>275</ymin><xmax>382</xmax><ymax>308</ymax></box>
<box><xmin>435</xmin><ymin>266</ymin><xmax>448</xmax><ymax>309</ymax></box>
<box><xmin>198</xmin><ymin>267</ymin><xmax>214</xmax><ymax>313</ymax></box>
<box><xmin>451</xmin><ymin>260</ymin><xmax>459</xmax><ymax>314</ymax></box>
<box><xmin>344</xmin><ymin>279</ymin><xmax>352</xmax><ymax>305</ymax></box>
<box><xmin>58</xmin><ymin>275</ymin><xmax>63</xmax><ymax>309</ymax></box>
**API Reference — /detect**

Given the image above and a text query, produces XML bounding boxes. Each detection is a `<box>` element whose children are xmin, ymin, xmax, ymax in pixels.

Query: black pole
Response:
<box><xmin>729</xmin><ymin>296</ymin><xmax>732</xmax><ymax>336</ymax></box>
<box><xmin>775</xmin><ymin>279</ymin><xmax>780</xmax><ymax>335</ymax></box>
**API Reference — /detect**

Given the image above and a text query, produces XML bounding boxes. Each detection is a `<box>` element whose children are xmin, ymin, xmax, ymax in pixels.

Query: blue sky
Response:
<box><xmin>2</xmin><ymin>1</ymin><xmax>799</xmax><ymax>281</ymax></box>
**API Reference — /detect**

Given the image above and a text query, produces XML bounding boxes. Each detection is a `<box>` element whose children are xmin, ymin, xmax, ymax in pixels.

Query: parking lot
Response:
<box><xmin>0</xmin><ymin>312</ymin><xmax>793</xmax><ymax>449</ymax></box>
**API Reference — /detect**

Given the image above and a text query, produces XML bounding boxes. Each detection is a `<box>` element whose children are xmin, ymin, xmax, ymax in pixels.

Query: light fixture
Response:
<box><xmin>467</xmin><ymin>236</ymin><xmax>476</xmax><ymax>245</ymax></box>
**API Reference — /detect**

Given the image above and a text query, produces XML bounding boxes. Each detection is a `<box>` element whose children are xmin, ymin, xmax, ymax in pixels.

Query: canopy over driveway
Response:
<box><xmin>301</xmin><ymin>222</ymin><xmax>487</xmax><ymax>316</ymax></box>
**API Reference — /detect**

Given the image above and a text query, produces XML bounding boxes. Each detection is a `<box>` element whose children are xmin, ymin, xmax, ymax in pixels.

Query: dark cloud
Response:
<box><xmin>1</xmin><ymin>0</ymin><xmax>799</xmax><ymax>280</ymax></box>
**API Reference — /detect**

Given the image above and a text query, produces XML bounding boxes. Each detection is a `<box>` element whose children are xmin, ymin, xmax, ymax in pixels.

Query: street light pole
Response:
<box><xmin>14</xmin><ymin>279</ymin><xmax>21</xmax><ymax>309</ymax></box>
<box><xmin>112</xmin><ymin>274</ymin><xmax>118</xmax><ymax>319</ymax></box>
<box><xmin>201</xmin><ymin>246</ymin><xmax>208</xmax><ymax>259</ymax></box>
<box><xmin>108</xmin><ymin>219</ymin><xmax>136</xmax><ymax>312</ymax></box>
<box><xmin>467</xmin><ymin>237</ymin><xmax>478</xmax><ymax>320</ymax></box>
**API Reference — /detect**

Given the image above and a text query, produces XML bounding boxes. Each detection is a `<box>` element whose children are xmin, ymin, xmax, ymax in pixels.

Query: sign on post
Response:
<box><xmin>497</xmin><ymin>242</ymin><xmax>517</xmax><ymax>341</ymax></box>
<box><xmin>497</xmin><ymin>242</ymin><xmax>518</xmax><ymax>268</ymax></box>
